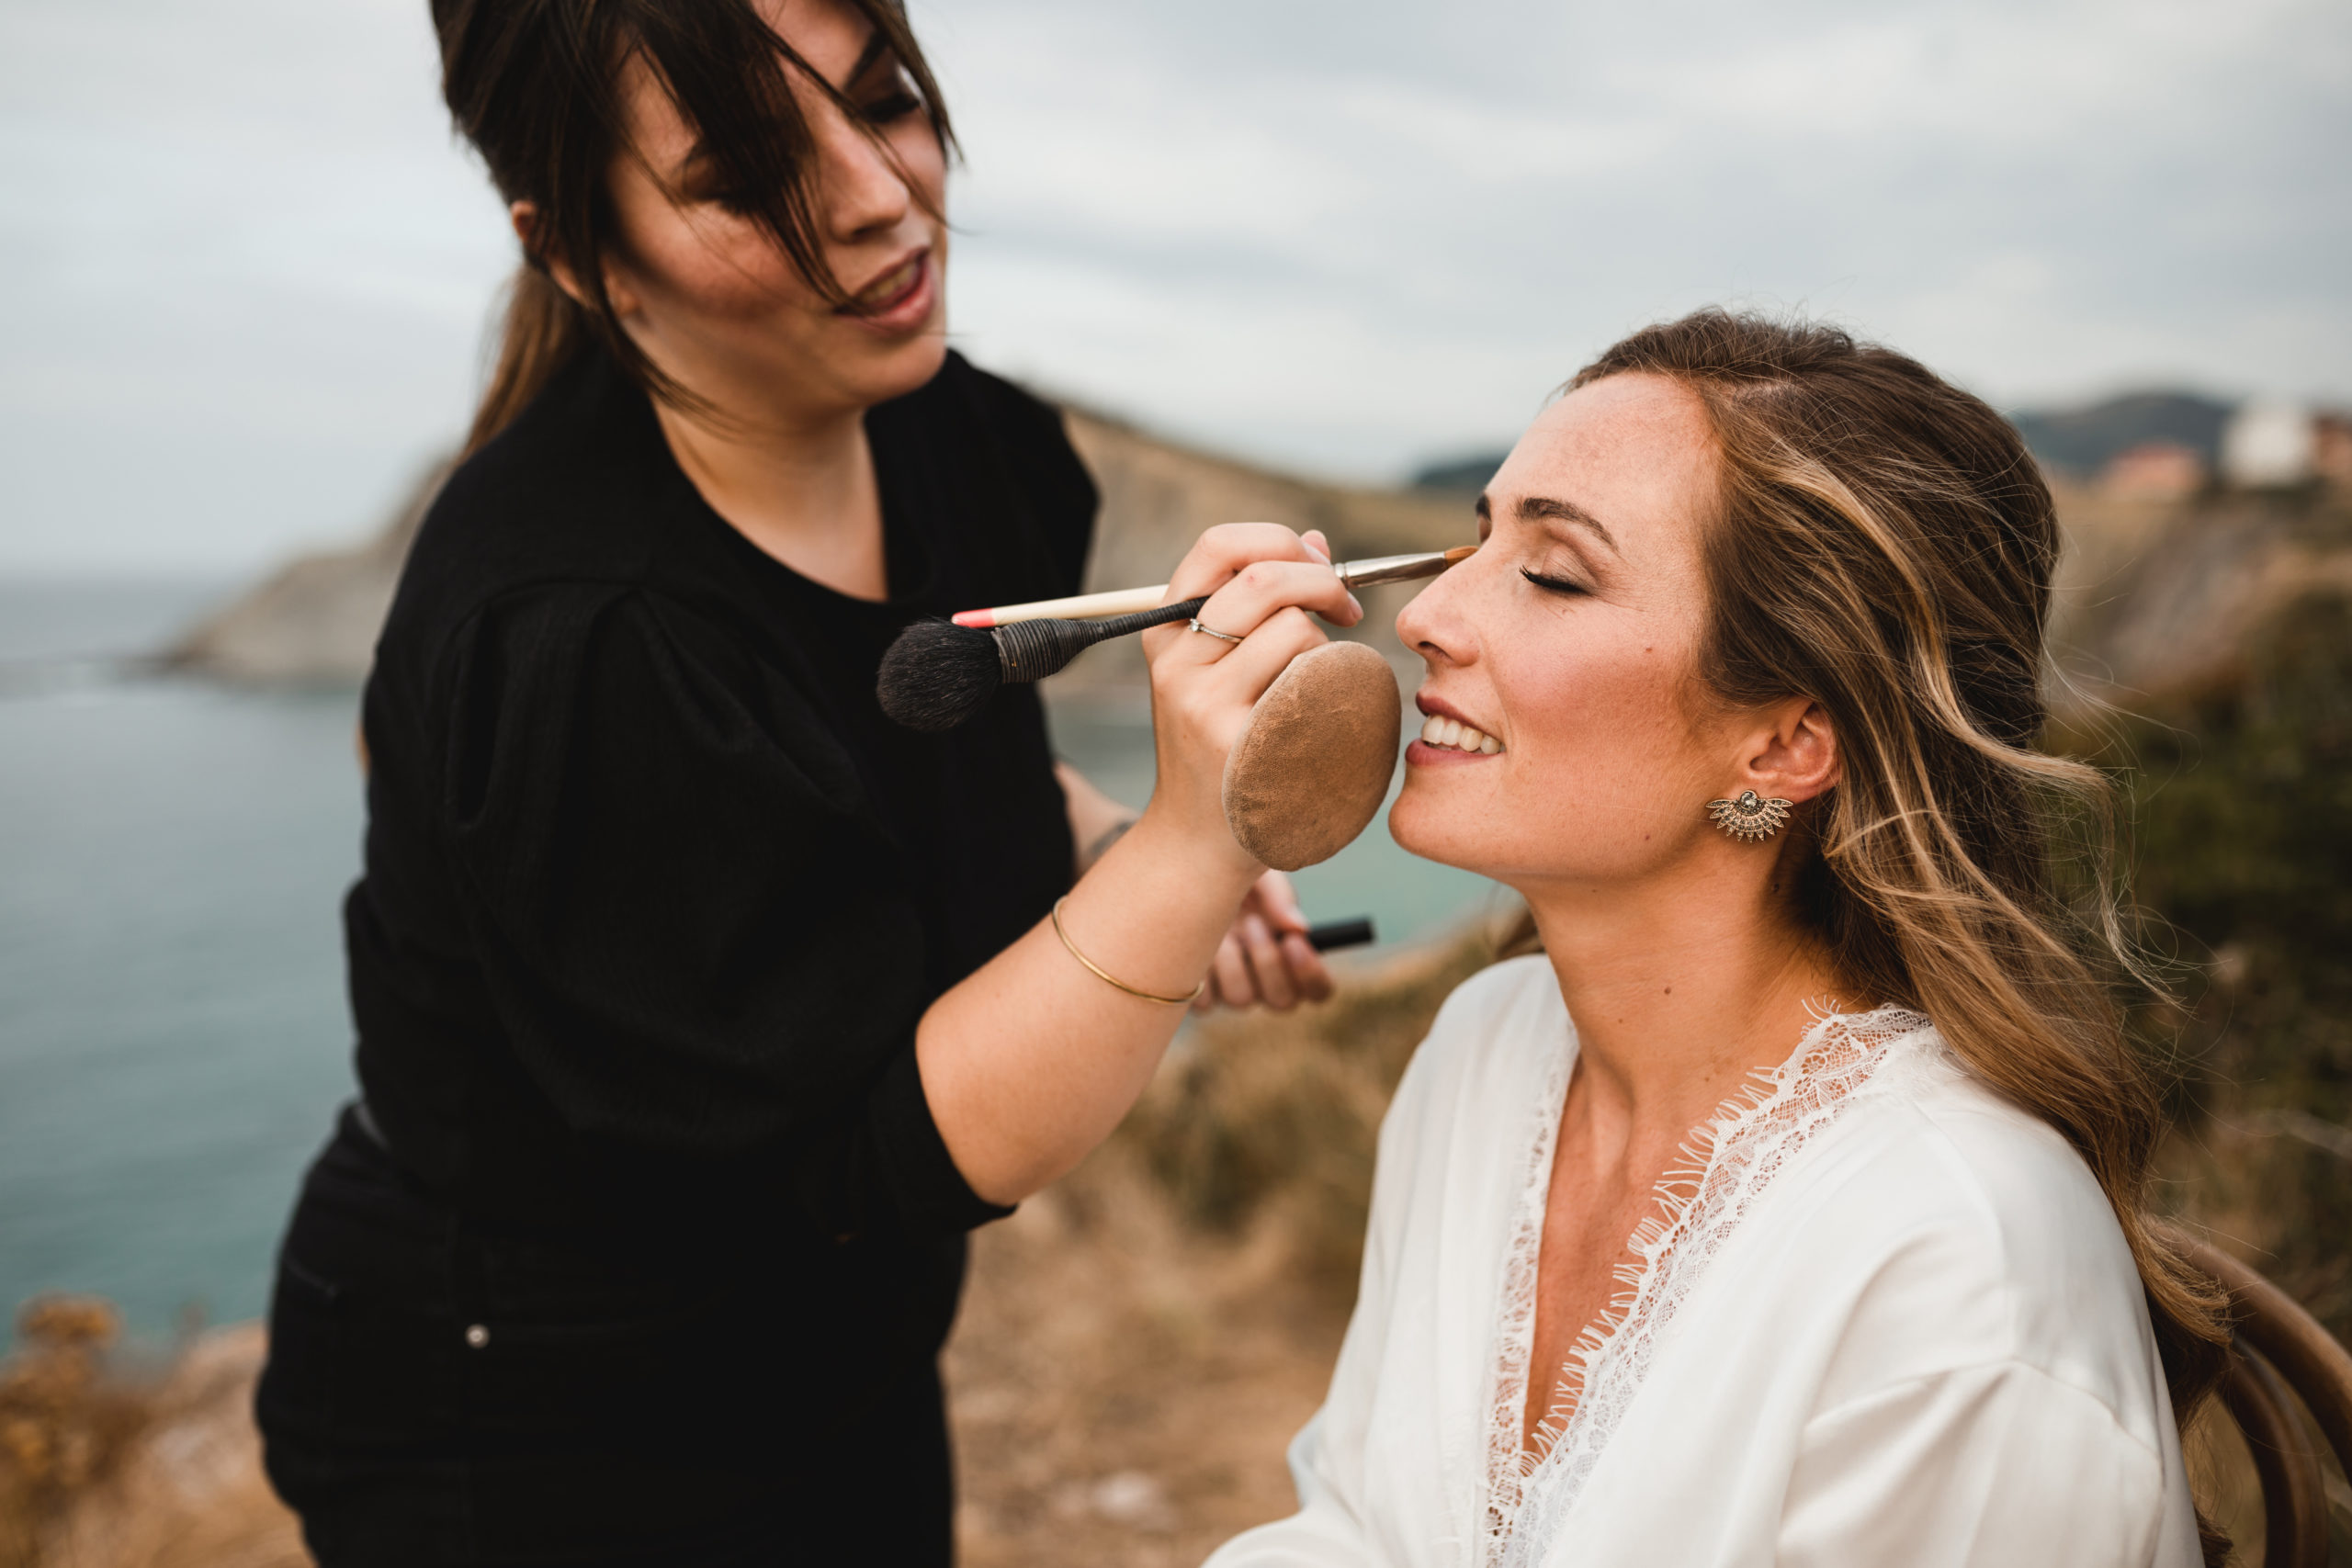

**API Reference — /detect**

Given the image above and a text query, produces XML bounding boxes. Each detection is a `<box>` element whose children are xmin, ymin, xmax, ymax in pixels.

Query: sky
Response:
<box><xmin>1</xmin><ymin>0</ymin><xmax>2346</xmax><ymax>573</ymax></box>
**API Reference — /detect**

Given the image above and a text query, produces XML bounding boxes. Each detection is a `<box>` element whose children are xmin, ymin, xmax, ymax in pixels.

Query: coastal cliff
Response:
<box><xmin>165</xmin><ymin>464</ymin><xmax>447</xmax><ymax>687</ymax></box>
<box><xmin>164</xmin><ymin>407</ymin><xmax>1468</xmax><ymax>690</ymax></box>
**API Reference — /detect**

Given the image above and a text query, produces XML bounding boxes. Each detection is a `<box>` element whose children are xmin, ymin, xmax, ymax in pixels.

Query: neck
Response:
<box><xmin>652</xmin><ymin>394</ymin><xmax>888</xmax><ymax>602</ymax></box>
<box><xmin>1522</xmin><ymin>851</ymin><xmax>1847</xmax><ymax>1138</ymax></box>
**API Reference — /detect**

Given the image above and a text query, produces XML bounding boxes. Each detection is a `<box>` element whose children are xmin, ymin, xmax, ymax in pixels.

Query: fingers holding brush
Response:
<box><xmin>1187</xmin><ymin>560</ymin><xmax>1363</xmax><ymax>659</ymax></box>
<box><xmin>1140</xmin><ymin>525</ymin><xmax>1353</xmax><ymax>658</ymax></box>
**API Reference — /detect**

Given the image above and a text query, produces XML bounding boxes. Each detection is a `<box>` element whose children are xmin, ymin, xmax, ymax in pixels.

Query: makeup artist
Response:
<box><xmin>254</xmin><ymin>3</ymin><xmax>1351</xmax><ymax>1563</ymax></box>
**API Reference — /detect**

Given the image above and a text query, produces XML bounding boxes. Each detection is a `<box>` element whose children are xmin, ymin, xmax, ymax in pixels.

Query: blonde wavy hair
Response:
<box><xmin>1542</xmin><ymin>309</ymin><xmax>2233</xmax><ymax>1561</ymax></box>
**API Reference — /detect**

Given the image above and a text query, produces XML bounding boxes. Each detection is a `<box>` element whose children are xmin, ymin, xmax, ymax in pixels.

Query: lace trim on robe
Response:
<box><xmin>1480</xmin><ymin>1005</ymin><xmax>1939</xmax><ymax>1568</ymax></box>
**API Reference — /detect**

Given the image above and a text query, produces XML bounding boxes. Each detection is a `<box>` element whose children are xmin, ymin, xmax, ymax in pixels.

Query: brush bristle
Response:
<box><xmin>877</xmin><ymin>618</ymin><xmax>1003</xmax><ymax>732</ymax></box>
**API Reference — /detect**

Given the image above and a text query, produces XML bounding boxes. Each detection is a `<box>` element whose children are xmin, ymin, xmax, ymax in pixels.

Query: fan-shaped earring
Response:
<box><xmin>1707</xmin><ymin>789</ymin><xmax>1792</xmax><ymax>842</ymax></box>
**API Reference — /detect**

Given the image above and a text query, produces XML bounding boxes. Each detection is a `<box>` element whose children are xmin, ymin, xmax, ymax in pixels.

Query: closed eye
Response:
<box><xmin>1520</xmin><ymin>567</ymin><xmax>1587</xmax><ymax>596</ymax></box>
<box><xmin>861</xmin><ymin>87</ymin><xmax>924</xmax><ymax>124</ymax></box>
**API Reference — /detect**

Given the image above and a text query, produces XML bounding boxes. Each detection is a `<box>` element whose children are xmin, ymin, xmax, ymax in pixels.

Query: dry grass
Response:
<box><xmin>0</xmin><ymin>1301</ymin><xmax>306</xmax><ymax>1568</ymax></box>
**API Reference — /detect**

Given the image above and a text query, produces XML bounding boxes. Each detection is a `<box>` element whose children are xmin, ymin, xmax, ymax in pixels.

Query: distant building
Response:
<box><xmin>2221</xmin><ymin>399</ymin><xmax>2318</xmax><ymax>488</ymax></box>
<box><xmin>2315</xmin><ymin>412</ymin><xmax>2352</xmax><ymax>490</ymax></box>
<box><xmin>2098</xmin><ymin>441</ymin><xmax>2206</xmax><ymax>501</ymax></box>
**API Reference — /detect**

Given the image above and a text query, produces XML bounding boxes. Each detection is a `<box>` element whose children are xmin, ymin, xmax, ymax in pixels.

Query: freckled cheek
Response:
<box><xmin>1496</xmin><ymin>650</ymin><xmax>1693</xmax><ymax>808</ymax></box>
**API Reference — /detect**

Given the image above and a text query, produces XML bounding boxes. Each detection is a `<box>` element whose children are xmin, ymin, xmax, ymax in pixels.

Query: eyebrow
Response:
<box><xmin>845</xmin><ymin>28</ymin><xmax>894</xmax><ymax>85</ymax></box>
<box><xmin>1475</xmin><ymin>491</ymin><xmax>1621</xmax><ymax>555</ymax></box>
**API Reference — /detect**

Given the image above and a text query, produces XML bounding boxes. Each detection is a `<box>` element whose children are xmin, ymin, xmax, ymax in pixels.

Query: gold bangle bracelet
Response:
<box><xmin>1050</xmin><ymin>897</ymin><xmax>1204</xmax><ymax>1006</ymax></box>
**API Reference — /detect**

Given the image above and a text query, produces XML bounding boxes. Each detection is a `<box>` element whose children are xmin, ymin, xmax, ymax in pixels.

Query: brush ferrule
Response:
<box><xmin>991</xmin><ymin>615</ymin><xmax>1091</xmax><ymax>682</ymax></box>
<box><xmin>1336</xmin><ymin>550</ymin><xmax>1455</xmax><ymax>590</ymax></box>
<box><xmin>990</xmin><ymin>595</ymin><xmax>1212</xmax><ymax>685</ymax></box>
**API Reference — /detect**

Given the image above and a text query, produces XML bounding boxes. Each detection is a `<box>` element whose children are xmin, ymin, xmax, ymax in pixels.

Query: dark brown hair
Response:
<box><xmin>429</xmin><ymin>0</ymin><xmax>952</xmax><ymax>455</ymax></box>
<box><xmin>1554</xmin><ymin>309</ymin><xmax>2233</xmax><ymax>1561</ymax></box>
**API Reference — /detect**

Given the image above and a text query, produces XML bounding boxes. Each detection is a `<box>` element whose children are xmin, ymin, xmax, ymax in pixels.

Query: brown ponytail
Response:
<box><xmin>465</xmin><ymin>266</ymin><xmax>591</xmax><ymax>457</ymax></box>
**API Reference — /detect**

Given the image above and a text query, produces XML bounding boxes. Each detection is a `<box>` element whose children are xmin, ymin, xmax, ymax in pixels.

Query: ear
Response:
<box><xmin>509</xmin><ymin>200</ymin><xmax>641</xmax><ymax>318</ymax></box>
<box><xmin>1739</xmin><ymin>697</ymin><xmax>1839</xmax><ymax>805</ymax></box>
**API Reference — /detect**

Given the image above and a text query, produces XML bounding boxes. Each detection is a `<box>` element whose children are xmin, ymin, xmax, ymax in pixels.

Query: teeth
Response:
<box><xmin>854</xmin><ymin>257</ymin><xmax>918</xmax><ymax>307</ymax></box>
<box><xmin>1418</xmin><ymin>712</ymin><xmax>1503</xmax><ymax>753</ymax></box>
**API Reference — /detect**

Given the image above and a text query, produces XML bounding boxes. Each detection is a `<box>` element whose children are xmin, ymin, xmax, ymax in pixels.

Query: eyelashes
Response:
<box><xmin>862</xmin><ymin>89</ymin><xmax>923</xmax><ymax>124</ymax></box>
<box><xmin>1519</xmin><ymin>567</ymin><xmax>1588</xmax><ymax>597</ymax></box>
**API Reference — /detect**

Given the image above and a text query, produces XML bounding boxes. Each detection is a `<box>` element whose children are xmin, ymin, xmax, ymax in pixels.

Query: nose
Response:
<box><xmin>1395</xmin><ymin>556</ymin><xmax>1476</xmax><ymax>671</ymax></box>
<box><xmin>813</xmin><ymin>104</ymin><xmax>912</xmax><ymax>244</ymax></box>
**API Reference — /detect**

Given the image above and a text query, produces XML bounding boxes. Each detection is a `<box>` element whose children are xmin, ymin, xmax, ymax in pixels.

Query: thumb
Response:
<box><xmin>1257</xmin><ymin>870</ymin><xmax>1308</xmax><ymax>932</ymax></box>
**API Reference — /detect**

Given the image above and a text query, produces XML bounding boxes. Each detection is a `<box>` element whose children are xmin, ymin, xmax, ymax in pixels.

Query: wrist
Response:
<box><xmin>1121</xmin><ymin>802</ymin><xmax>1262</xmax><ymax>897</ymax></box>
<box><xmin>1078</xmin><ymin>814</ymin><xmax>1139</xmax><ymax>874</ymax></box>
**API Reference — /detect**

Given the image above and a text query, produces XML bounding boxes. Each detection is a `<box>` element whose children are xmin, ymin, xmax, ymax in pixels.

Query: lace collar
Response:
<box><xmin>1480</xmin><ymin>1003</ymin><xmax>1939</xmax><ymax>1567</ymax></box>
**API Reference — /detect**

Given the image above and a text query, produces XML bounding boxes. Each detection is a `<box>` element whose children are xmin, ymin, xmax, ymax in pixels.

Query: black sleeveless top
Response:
<box><xmin>259</xmin><ymin>345</ymin><xmax>1093</xmax><ymax>1562</ymax></box>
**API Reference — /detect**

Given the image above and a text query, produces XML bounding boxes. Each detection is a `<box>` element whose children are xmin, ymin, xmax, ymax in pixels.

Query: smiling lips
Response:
<box><xmin>1418</xmin><ymin>712</ymin><xmax>1502</xmax><ymax>755</ymax></box>
<box><xmin>841</xmin><ymin>251</ymin><xmax>926</xmax><ymax>316</ymax></box>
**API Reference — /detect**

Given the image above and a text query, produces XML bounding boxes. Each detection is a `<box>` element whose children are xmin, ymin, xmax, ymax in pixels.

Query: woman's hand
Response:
<box><xmin>1195</xmin><ymin>868</ymin><xmax>1335</xmax><ymax>1012</ymax></box>
<box><xmin>1134</xmin><ymin>524</ymin><xmax>1364</xmax><ymax>878</ymax></box>
<box><xmin>918</xmin><ymin>522</ymin><xmax>1361</xmax><ymax>1205</ymax></box>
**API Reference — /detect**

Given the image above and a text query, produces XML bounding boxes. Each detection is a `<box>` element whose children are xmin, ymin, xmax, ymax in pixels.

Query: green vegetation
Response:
<box><xmin>2115</xmin><ymin>590</ymin><xmax>2352</xmax><ymax>1341</ymax></box>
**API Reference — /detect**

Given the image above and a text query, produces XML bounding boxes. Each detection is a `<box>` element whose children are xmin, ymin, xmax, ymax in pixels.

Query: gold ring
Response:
<box><xmin>1188</xmin><ymin>618</ymin><xmax>1244</xmax><ymax>644</ymax></box>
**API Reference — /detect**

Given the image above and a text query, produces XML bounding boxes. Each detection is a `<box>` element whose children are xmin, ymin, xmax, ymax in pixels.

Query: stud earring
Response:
<box><xmin>1707</xmin><ymin>789</ymin><xmax>1792</xmax><ymax>842</ymax></box>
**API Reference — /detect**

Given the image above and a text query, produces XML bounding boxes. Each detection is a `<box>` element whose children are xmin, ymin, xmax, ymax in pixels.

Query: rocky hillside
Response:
<box><xmin>167</xmin><ymin>463</ymin><xmax>447</xmax><ymax>687</ymax></box>
<box><xmin>165</xmin><ymin>408</ymin><xmax>1471</xmax><ymax>688</ymax></box>
<box><xmin>2046</xmin><ymin>479</ymin><xmax>2352</xmax><ymax>716</ymax></box>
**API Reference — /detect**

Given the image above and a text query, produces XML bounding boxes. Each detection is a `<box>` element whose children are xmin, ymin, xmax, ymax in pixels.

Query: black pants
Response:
<box><xmin>256</xmin><ymin>1111</ymin><xmax>959</xmax><ymax>1566</ymax></box>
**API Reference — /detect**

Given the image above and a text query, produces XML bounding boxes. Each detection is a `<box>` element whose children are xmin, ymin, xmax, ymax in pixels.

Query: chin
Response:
<box><xmin>893</xmin><ymin>329</ymin><xmax>951</xmax><ymax>384</ymax></box>
<box><xmin>854</xmin><ymin>321</ymin><xmax>950</xmax><ymax>404</ymax></box>
<box><xmin>1387</xmin><ymin>781</ymin><xmax>1475</xmax><ymax>871</ymax></box>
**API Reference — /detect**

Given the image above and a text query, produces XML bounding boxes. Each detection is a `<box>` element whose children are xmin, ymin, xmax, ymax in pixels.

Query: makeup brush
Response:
<box><xmin>880</xmin><ymin>595</ymin><xmax>1207</xmax><ymax>731</ymax></box>
<box><xmin>877</xmin><ymin>546</ymin><xmax>1475</xmax><ymax>733</ymax></box>
<box><xmin>946</xmin><ymin>546</ymin><xmax>1478</xmax><ymax>627</ymax></box>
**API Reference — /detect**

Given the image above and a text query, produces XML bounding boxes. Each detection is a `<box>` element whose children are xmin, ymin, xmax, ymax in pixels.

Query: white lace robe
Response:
<box><xmin>1205</xmin><ymin>956</ymin><xmax>2200</xmax><ymax>1568</ymax></box>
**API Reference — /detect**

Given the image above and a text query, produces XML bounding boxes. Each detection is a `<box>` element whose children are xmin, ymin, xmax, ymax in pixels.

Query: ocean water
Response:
<box><xmin>0</xmin><ymin>580</ymin><xmax>1498</xmax><ymax>1334</ymax></box>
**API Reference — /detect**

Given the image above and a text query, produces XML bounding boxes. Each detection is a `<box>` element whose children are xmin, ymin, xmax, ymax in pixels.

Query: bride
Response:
<box><xmin>1207</xmin><ymin>310</ymin><xmax>2231</xmax><ymax>1567</ymax></box>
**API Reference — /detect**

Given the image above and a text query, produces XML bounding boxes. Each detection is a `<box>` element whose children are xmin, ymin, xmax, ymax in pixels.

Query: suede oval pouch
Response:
<box><xmin>1221</xmin><ymin>640</ymin><xmax>1402</xmax><ymax>872</ymax></box>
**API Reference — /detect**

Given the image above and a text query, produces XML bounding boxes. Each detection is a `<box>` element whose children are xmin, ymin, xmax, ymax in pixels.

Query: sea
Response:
<box><xmin>0</xmin><ymin>578</ymin><xmax>1499</xmax><ymax>1335</ymax></box>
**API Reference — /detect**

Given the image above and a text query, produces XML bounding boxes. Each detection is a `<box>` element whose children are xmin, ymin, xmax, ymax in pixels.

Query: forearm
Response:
<box><xmin>920</xmin><ymin>521</ymin><xmax>1360</xmax><ymax>1205</ymax></box>
<box><xmin>1057</xmin><ymin>760</ymin><xmax>1137</xmax><ymax>874</ymax></box>
<box><xmin>916</xmin><ymin>805</ymin><xmax>1256</xmax><ymax>1203</ymax></box>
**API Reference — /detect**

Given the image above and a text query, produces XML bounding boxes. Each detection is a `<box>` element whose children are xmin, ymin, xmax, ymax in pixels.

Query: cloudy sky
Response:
<box><xmin>2</xmin><ymin>0</ymin><xmax>2346</xmax><ymax>573</ymax></box>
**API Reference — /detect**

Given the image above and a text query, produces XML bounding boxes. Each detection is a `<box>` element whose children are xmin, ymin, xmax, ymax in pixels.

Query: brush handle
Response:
<box><xmin>1304</xmin><ymin>917</ymin><xmax>1375</xmax><ymax>952</ymax></box>
<box><xmin>1079</xmin><ymin>595</ymin><xmax>1213</xmax><ymax>644</ymax></box>
<box><xmin>991</xmin><ymin>596</ymin><xmax>1210</xmax><ymax>683</ymax></box>
<box><xmin>956</xmin><ymin>584</ymin><xmax>1170</xmax><ymax>627</ymax></box>
<box><xmin>954</xmin><ymin>546</ymin><xmax>1476</xmax><ymax>628</ymax></box>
